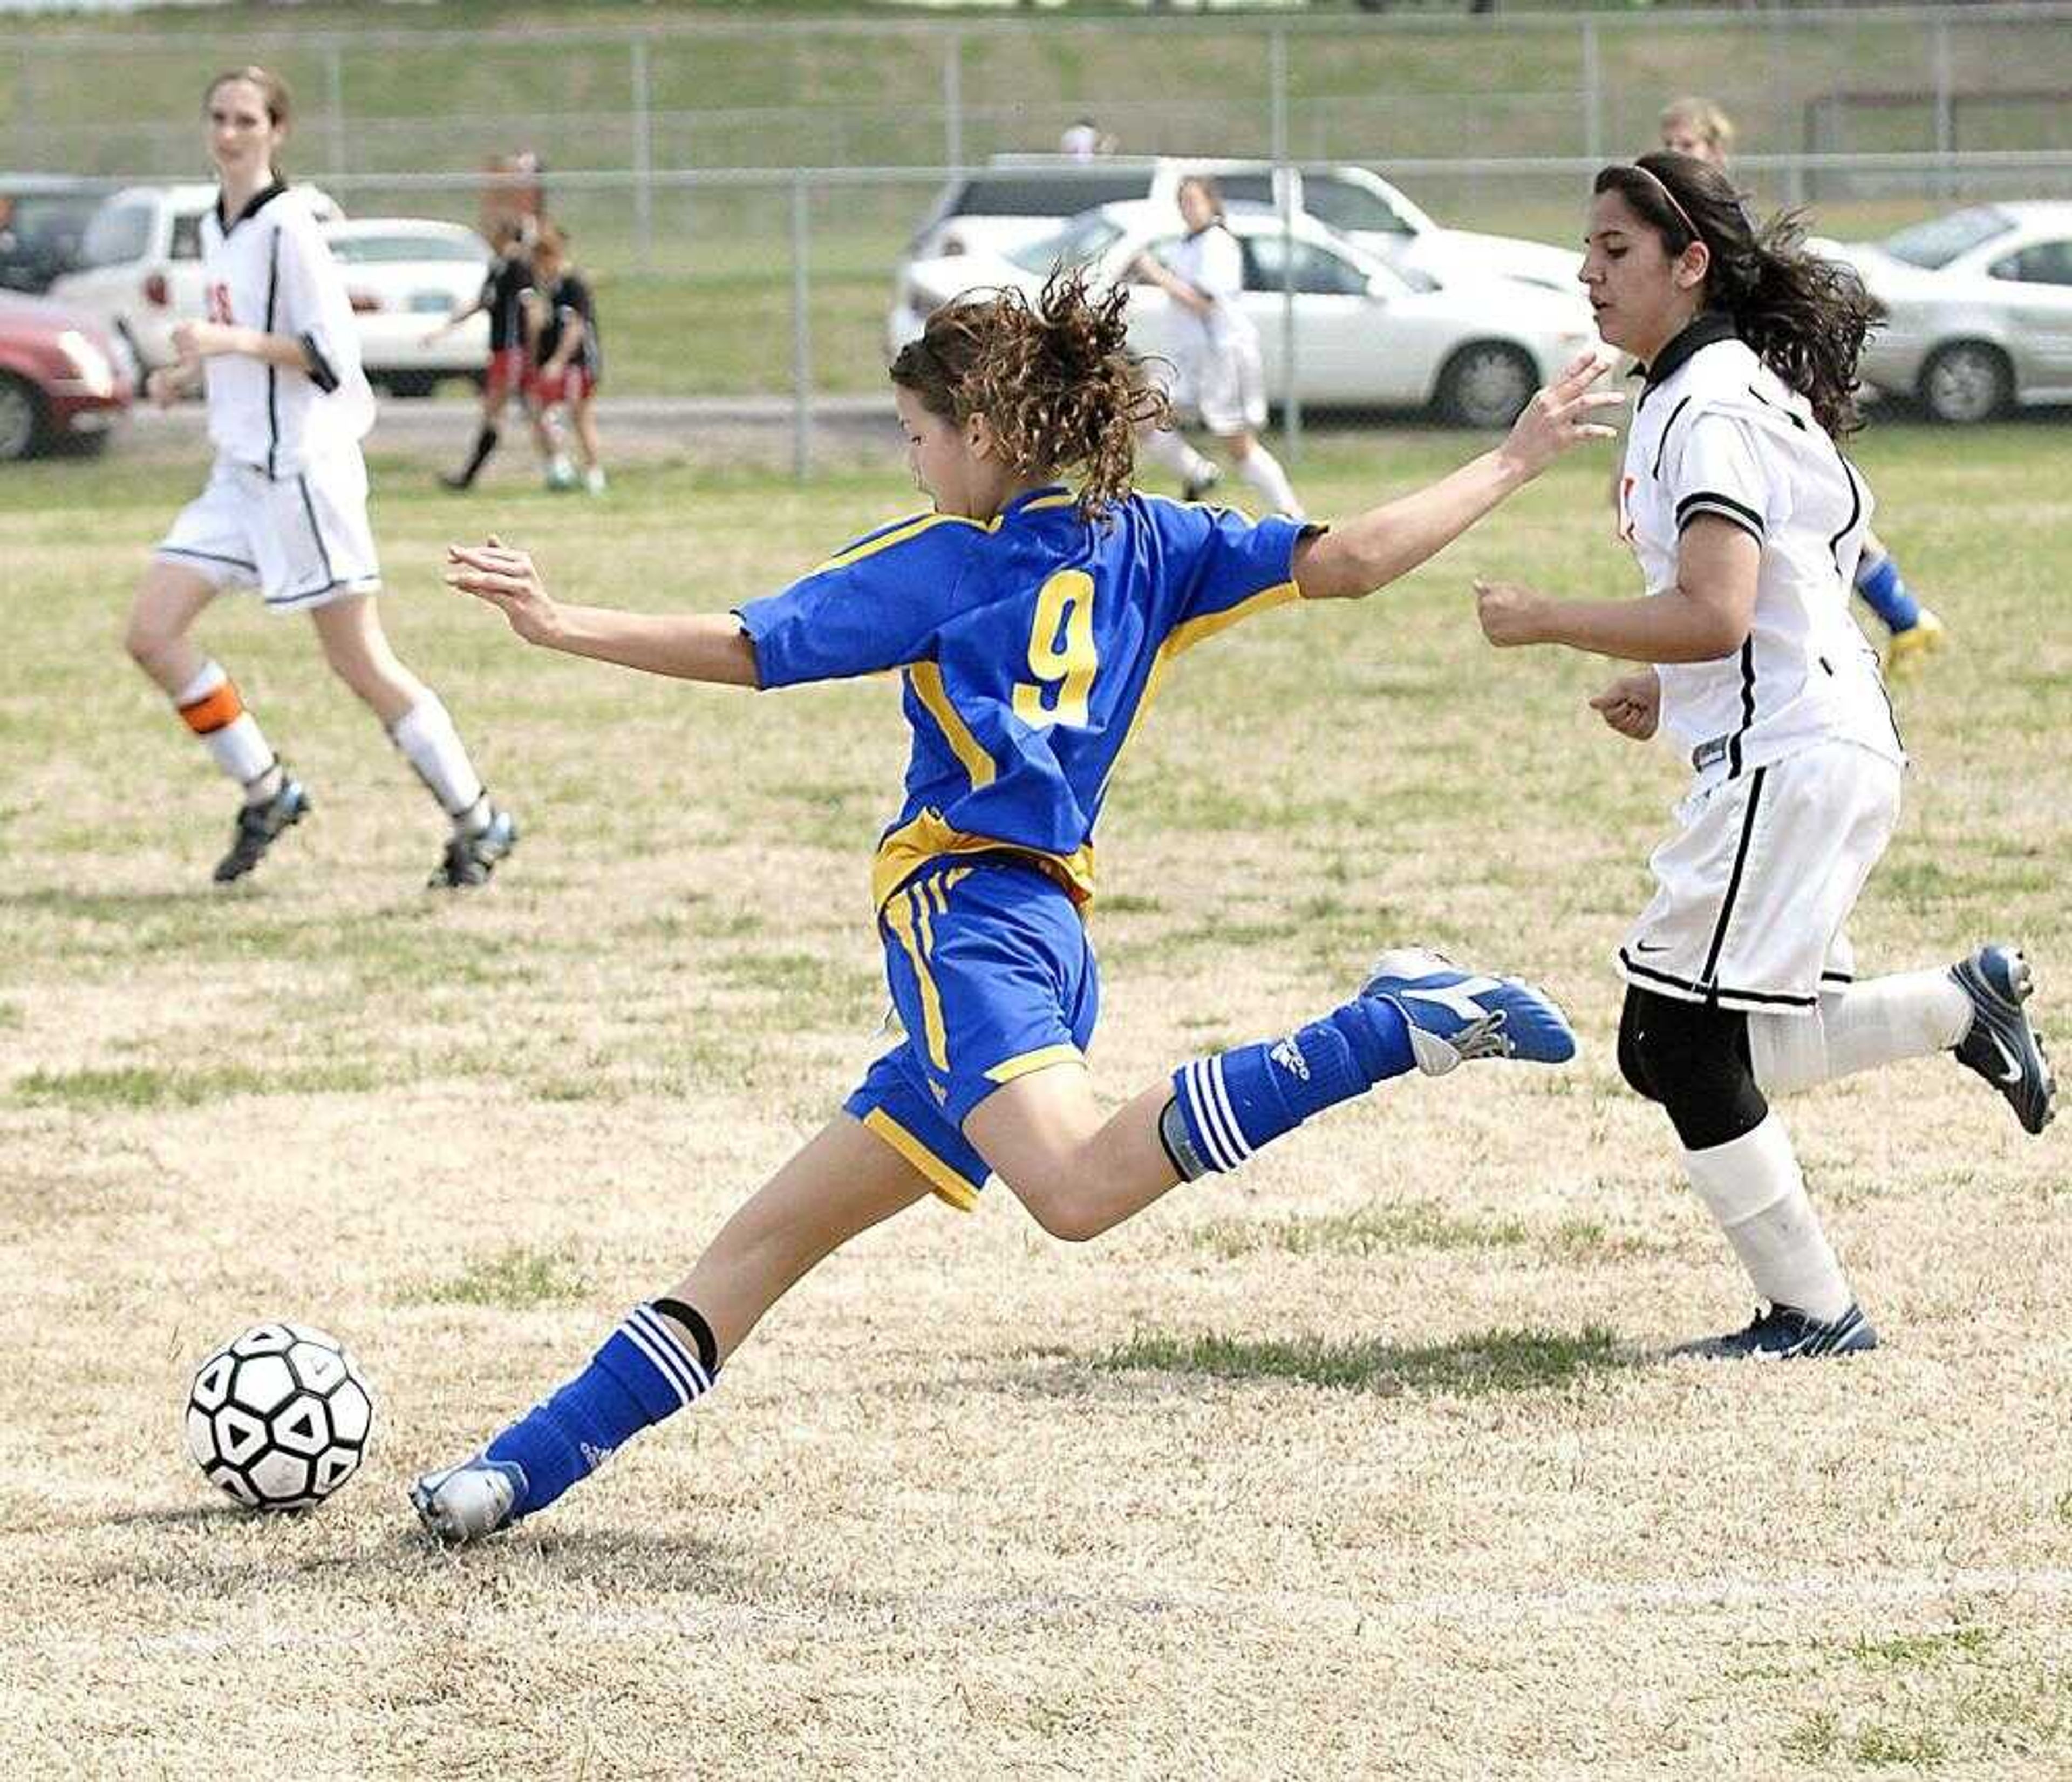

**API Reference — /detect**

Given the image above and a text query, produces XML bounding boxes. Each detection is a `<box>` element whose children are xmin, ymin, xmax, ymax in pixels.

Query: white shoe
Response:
<box><xmin>584</xmin><ymin>466</ymin><xmax>608</xmax><ymax>495</ymax></box>
<box><xmin>411</xmin><ymin>1455</ymin><xmax>523</xmax><ymax>1544</ymax></box>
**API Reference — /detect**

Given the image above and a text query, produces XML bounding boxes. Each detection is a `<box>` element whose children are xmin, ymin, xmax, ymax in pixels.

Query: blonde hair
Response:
<box><xmin>1659</xmin><ymin>96</ymin><xmax>1736</xmax><ymax>160</ymax></box>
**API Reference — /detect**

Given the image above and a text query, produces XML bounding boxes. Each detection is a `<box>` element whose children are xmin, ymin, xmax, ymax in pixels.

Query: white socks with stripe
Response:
<box><xmin>389</xmin><ymin>693</ymin><xmax>491</xmax><ymax>833</ymax></box>
<box><xmin>174</xmin><ymin>661</ymin><xmax>279</xmax><ymax>801</ymax></box>
<box><xmin>1234</xmin><ymin>443</ymin><xmax>1304</xmax><ymax>519</ymax></box>
<box><xmin>1682</xmin><ymin>1114</ymin><xmax>1852</xmax><ymax>1322</ymax></box>
<box><xmin>1748</xmin><ymin>971</ymin><xmax>1973</xmax><ymax>1096</ymax></box>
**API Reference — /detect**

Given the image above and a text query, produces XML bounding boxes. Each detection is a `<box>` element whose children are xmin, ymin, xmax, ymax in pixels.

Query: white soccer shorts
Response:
<box><xmin>1616</xmin><ymin>740</ymin><xmax>1903</xmax><ymax>1016</ymax></box>
<box><xmin>156</xmin><ymin>451</ymin><xmax>381</xmax><ymax>614</ymax></box>
<box><xmin>1173</xmin><ymin>338</ymin><xmax>1267</xmax><ymax>437</ymax></box>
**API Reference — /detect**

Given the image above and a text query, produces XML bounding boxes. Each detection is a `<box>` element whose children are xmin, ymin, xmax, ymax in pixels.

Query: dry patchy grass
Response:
<box><xmin>1</xmin><ymin>424</ymin><xmax>2069</xmax><ymax>1778</ymax></box>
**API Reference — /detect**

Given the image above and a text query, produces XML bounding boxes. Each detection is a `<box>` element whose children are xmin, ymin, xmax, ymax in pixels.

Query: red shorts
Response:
<box><xmin>484</xmin><ymin>345</ymin><xmax>528</xmax><ymax>401</ymax></box>
<box><xmin>526</xmin><ymin>363</ymin><xmax>595</xmax><ymax>405</ymax></box>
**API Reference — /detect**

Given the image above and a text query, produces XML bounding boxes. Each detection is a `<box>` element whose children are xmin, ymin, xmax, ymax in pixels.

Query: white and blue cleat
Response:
<box><xmin>1360</xmin><ymin>947</ymin><xmax>1577</xmax><ymax>1076</ymax></box>
<box><xmin>412</xmin><ymin>1455</ymin><xmax>524</xmax><ymax>1545</ymax></box>
<box><xmin>1950</xmin><ymin>942</ymin><xmax>2055</xmax><ymax>1135</ymax></box>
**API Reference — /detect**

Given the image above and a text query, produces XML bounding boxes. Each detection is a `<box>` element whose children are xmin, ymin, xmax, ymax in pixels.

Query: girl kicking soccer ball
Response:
<box><xmin>127</xmin><ymin>66</ymin><xmax>517</xmax><ymax>888</ymax></box>
<box><xmin>1475</xmin><ymin>153</ymin><xmax>2054</xmax><ymax>1359</ymax></box>
<box><xmin>414</xmin><ymin>273</ymin><xmax>1618</xmax><ymax>1542</ymax></box>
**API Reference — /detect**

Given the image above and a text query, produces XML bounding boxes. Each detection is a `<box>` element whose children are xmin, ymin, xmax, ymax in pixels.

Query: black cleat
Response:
<box><xmin>1951</xmin><ymin>943</ymin><xmax>2056</xmax><ymax>1135</ymax></box>
<box><xmin>213</xmin><ymin>777</ymin><xmax>310</xmax><ymax>883</ymax></box>
<box><xmin>428</xmin><ymin>806</ymin><xmax>517</xmax><ymax>889</ymax></box>
<box><xmin>1181</xmin><ymin>464</ymin><xmax>1222</xmax><ymax>504</ymax></box>
<box><xmin>1673</xmin><ymin>1302</ymin><xmax>1878</xmax><ymax>1361</ymax></box>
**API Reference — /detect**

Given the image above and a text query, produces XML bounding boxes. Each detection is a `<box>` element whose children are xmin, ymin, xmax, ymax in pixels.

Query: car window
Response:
<box><xmin>1882</xmin><ymin>207</ymin><xmax>2016</xmax><ymax>270</ymax></box>
<box><xmin>329</xmin><ymin>234</ymin><xmax>486</xmax><ymax>265</ymax></box>
<box><xmin>1007</xmin><ymin>214</ymin><xmax>1123</xmax><ymax>276</ymax></box>
<box><xmin>945</xmin><ymin>172</ymin><xmax>1150</xmax><ymax>218</ymax></box>
<box><xmin>80</xmin><ymin>199</ymin><xmax>153</xmax><ymax>268</ymax></box>
<box><xmin>0</xmin><ymin>194</ymin><xmax>100</xmax><ymax>253</ymax></box>
<box><xmin>1303</xmin><ymin>177</ymin><xmax>1414</xmax><ymax>237</ymax></box>
<box><xmin>171</xmin><ymin>213</ymin><xmax>205</xmax><ymax>261</ymax></box>
<box><xmin>1216</xmin><ymin>174</ymin><xmax>1276</xmax><ymax>208</ymax></box>
<box><xmin>1241</xmin><ymin>234</ymin><xmax>1371</xmax><ymax>297</ymax></box>
<box><xmin>1989</xmin><ymin>240</ymin><xmax>2072</xmax><ymax>287</ymax></box>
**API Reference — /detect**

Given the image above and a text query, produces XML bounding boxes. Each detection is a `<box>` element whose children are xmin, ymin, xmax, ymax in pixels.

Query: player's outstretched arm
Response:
<box><xmin>1293</xmin><ymin>352</ymin><xmax>1620</xmax><ymax>602</ymax></box>
<box><xmin>445</xmin><ymin>539</ymin><xmax>761</xmax><ymax>687</ymax></box>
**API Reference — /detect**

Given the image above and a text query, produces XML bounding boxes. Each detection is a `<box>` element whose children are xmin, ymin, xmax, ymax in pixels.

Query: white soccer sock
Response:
<box><xmin>1748</xmin><ymin>971</ymin><xmax>1974</xmax><ymax>1096</ymax></box>
<box><xmin>174</xmin><ymin>661</ymin><xmax>278</xmax><ymax>801</ymax></box>
<box><xmin>1141</xmin><ymin>427</ymin><xmax>1217</xmax><ymax>487</ymax></box>
<box><xmin>1233</xmin><ymin>443</ymin><xmax>1304</xmax><ymax>519</ymax></box>
<box><xmin>389</xmin><ymin>693</ymin><xmax>488</xmax><ymax>828</ymax></box>
<box><xmin>1682</xmin><ymin>1114</ymin><xmax>1853</xmax><ymax>1323</ymax></box>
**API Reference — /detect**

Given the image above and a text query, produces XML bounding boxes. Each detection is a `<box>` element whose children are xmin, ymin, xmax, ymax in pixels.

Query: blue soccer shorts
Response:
<box><xmin>845</xmin><ymin>856</ymin><xmax>1099</xmax><ymax>1210</ymax></box>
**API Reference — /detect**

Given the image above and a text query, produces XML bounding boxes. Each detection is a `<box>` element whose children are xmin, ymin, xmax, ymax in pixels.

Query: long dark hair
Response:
<box><xmin>1594</xmin><ymin>152</ymin><xmax>1877</xmax><ymax>438</ymax></box>
<box><xmin>890</xmin><ymin>269</ymin><xmax>1168</xmax><ymax>517</ymax></box>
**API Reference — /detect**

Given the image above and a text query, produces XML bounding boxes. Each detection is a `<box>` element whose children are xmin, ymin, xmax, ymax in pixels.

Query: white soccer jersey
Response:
<box><xmin>1617</xmin><ymin>314</ymin><xmax>1903</xmax><ymax>785</ymax></box>
<box><xmin>1167</xmin><ymin>223</ymin><xmax>1255</xmax><ymax>358</ymax></box>
<box><xmin>199</xmin><ymin>183</ymin><xmax>373</xmax><ymax>478</ymax></box>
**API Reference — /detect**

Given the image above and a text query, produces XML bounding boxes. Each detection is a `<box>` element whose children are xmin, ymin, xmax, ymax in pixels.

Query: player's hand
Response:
<box><xmin>169</xmin><ymin>320</ymin><xmax>242</xmax><ymax>362</ymax></box>
<box><xmin>445</xmin><ymin>535</ymin><xmax>560</xmax><ymax>645</ymax></box>
<box><xmin>1496</xmin><ymin>350</ymin><xmax>1623</xmax><ymax>481</ymax></box>
<box><xmin>1473</xmin><ymin>578</ymin><xmax>1552</xmax><ymax>648</ymax></box>
<box><xmin>1590</xmin><ymin>669</ymin><xmax>1661</xmax><ymax>740</ymax></box>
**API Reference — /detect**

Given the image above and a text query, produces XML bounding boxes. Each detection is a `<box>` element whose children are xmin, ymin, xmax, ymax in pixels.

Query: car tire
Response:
<box><xmin>0</xmin><ymin>373</ymin><xmax>45</xmax><ymax>461</ymax></box>
<box><xmin>377</xmin><ymin>371</ymin><xmax>441</xmax><ymax>400</ymax></box>
<box><xmin>1918</xmin><ymin>341</ymin><xmax>2011</xmax><ymax>425</ymax></box>
<box><xmin>1434</xmin><ymin>342</ymin><xmax>1537</xmax><ymax>429</ymax></box>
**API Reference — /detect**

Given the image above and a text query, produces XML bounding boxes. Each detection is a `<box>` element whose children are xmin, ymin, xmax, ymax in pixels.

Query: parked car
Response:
<box><xmin>323</xmin><ymin>218</ymin><xmax>491</xmax><ymax>397</ymax></box>
<box><xmin>0</xmin><ymin>178</ymin><xmax>107</xmax><ymax>294</ymax></box>
<box><xmin>49</xmin><ymin>182</ymin><xmax>341</xmax><ymax>373</ymax></box>
<box><xmin>896</xmin><ymin>200</ymin><xmax>1600</xmax><ymax>426</ymax></box>
<box><xmin>894</xmin><ymin>157</ymin><xmax>1582</xmax><ymax>353</ymax></box>
<box><xmin>0</xmin><ymin>292</ymin><xmax>132</xmax><ymax>460</ymax></box>
<box><xmin>1830</xmin><ymin>202</ymin><xmax>2072</xmax><ymax>423</ymax></box>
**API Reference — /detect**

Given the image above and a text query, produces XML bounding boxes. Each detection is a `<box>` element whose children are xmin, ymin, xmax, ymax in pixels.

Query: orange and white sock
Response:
<box><xmin>175</xmin><ymin>662</ymin><xmax>280</xmax><ymax>803</ymax></box>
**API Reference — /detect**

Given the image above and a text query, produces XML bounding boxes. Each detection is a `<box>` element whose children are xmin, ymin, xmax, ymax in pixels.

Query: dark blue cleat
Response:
<box><xmin>1361</xmin><ymin>946</ymin><xmax>1578</xmax><ymax>1075</ymax></box>
<box><xmin>1673</xmin><ymin>1302</ymin><xmax>1879</xmax><ymax>1361</ymax></box>
<box><xmin>1951</xmin><ymin>943</ymin><xmax>2056</xmax><ymax>1135</ymax></box>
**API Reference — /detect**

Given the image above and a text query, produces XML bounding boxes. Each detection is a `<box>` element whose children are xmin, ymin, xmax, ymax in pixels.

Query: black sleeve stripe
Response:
<box><xmin>1677</xmin><ymin>500</ymin><xmax>1764</xmax><ymax>543</ymax></box>
<box><xmin>1676</xmin><ymin>488</ymin><xmax>1763</xmax><ymax>527</ymax></box>
<box><xmin>299</xmin><ymin>332</ymin><xmax>340</xmax><ymax>395</ymax></box>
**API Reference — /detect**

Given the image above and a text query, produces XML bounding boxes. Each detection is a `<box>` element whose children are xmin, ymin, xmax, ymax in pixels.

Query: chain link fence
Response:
<box><xmin>9</xmin><ymin>4</ymin><xmax>2070</xmax><ymax>466</ymax></box>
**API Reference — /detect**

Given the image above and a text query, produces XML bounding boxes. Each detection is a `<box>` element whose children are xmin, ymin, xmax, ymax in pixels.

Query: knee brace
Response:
<box><xmin>1617</xmin><ymin>987</ymin><xmax>1768</xmax><ymax>1151</ymax></box>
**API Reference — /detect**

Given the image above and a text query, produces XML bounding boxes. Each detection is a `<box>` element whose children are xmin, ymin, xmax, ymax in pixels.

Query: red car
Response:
<box><xmin>0</xmin><ymin>292</ymin><xmax>131</xmax><ymax>461</ymax></box>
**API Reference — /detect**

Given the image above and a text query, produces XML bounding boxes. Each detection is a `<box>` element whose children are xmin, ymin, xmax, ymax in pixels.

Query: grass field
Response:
<box><xmin>1</xmin><ymin>417</ymin><xmax>2069</xmax><ymax>1777</ymax></box>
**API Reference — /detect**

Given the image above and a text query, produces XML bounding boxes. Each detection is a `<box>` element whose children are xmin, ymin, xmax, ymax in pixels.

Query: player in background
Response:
<box><xmin>1657</xmin><ymin>97</ymin><xmax>1948</xmax><ymax>678</ymax></box>
<box><xmin>523</xmin><ymin>225</ymin><xmax>606</xmax><ymax>495</ymax></box>
<box><xmin>1132</xmin><ymin>174</ymin><xmax>1305</xmax><ymax>519</ymax></box>
<box><xmin>1475</xmin><ymin>153</ymin><xmax>2054</xmax><ymax>1359</ymax></box>
<box><xmin>124</xmin><ymin>67</ymin><xmax>519</xmax><ymax>889</ymax></box>
<box><xmin>411</xmin><ymin>274</ymin><xmax>1621</xmax><ymax>1542</ymax></box>
<box><xmin>1059</xmin><ymin>117</ymin><xmax>1117</xmax><ymax>161</ymax></box>
<box><xmin>429</xmin><ymin>215</ymin><xmax>535</xmax><ymax>491</ymax></box>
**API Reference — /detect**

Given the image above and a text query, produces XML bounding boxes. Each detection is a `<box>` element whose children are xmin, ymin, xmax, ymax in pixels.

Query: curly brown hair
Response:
<box><xmin>1596</xmin><ymin>153</ymin><xmax>1878</xmax><ymax>438</ymax></box>
<box><xmin>889</xmin><ymin>269</ymin><xmax>1169</xmax><ymax>518</ymax></box>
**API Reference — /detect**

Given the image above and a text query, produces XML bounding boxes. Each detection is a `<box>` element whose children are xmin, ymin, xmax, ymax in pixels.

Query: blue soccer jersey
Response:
<box><xmin>735</xmin><ymin>486</ymin><xmax>1308</xmax><ymax>909</ymax></box>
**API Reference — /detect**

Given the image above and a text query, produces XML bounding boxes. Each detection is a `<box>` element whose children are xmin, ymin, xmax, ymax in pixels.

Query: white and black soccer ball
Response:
<box><xmin>185</xmin><ymin>1322</ymin><xmax>374</xmax><ymax>1512</ymax></box>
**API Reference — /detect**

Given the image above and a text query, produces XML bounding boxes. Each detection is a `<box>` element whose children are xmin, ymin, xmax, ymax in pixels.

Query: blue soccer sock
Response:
<box><xmin>1854</xmin><ymin>551</ymin><xmax>1920</xmax><ymax>634</ymax></box>
<box><xmin>1162</xmin><ymin>995</ymin><xmax>1415</xmax><ymax>1177</ymax></box>
<box><xmin>484</xmin><ymin>1301</ymin><xmax>717</xmax><ymax>1517</ymax></box>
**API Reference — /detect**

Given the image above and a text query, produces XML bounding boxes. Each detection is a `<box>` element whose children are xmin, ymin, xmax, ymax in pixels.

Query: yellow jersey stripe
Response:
<box><xmin>984</xmin><ymin>1043</ymin><xmax>1086</xmax><ymax>1086</ymax></box>
<box><xmin>861</xmin><ymin>1108</ymin><xmax>978</xmax><ymax>1212</ymax></box>
<box><xmin>812</xmin><ymin>510</ymin><xmax>988</xmax><ymax>575</ymax></box>
<box><xmin>907</xmin><ymin>662</ymin><xmax>997</xmax><ymax>792</ymax></box>
<box><xmin>872</xmin><ymin>810</ymin><xmax>1096</xmax><ymax>913</ymax></box>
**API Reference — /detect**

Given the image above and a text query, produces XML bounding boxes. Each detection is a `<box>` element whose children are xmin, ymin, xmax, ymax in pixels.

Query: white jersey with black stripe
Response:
<box><xmin>1617</xmin><ymin>315</ymin><xmax>1903</xmax><ymax>785</ymax></box>
<box><xmin>199</xmin><ymin>183</ymin><xmax>374</xmax><ymax>478</ymax></box>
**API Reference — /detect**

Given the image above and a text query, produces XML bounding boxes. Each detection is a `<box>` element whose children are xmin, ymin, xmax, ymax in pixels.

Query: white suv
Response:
<box><xmin>896</xmin><ymin>156</ymin><xmax>1581</xmax><ymax>337</ymax></box>
<box><xmin>49</xmin><ymin>182</ymin><xmax>341</xmax><ymax>373</ymax></box>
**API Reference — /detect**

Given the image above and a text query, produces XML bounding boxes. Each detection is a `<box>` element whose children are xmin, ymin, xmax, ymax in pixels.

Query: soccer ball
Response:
<box><xmin>184</xmin><ymin>1322</ymin><xmax>374</xmax><ymax>1512</ymax></box>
